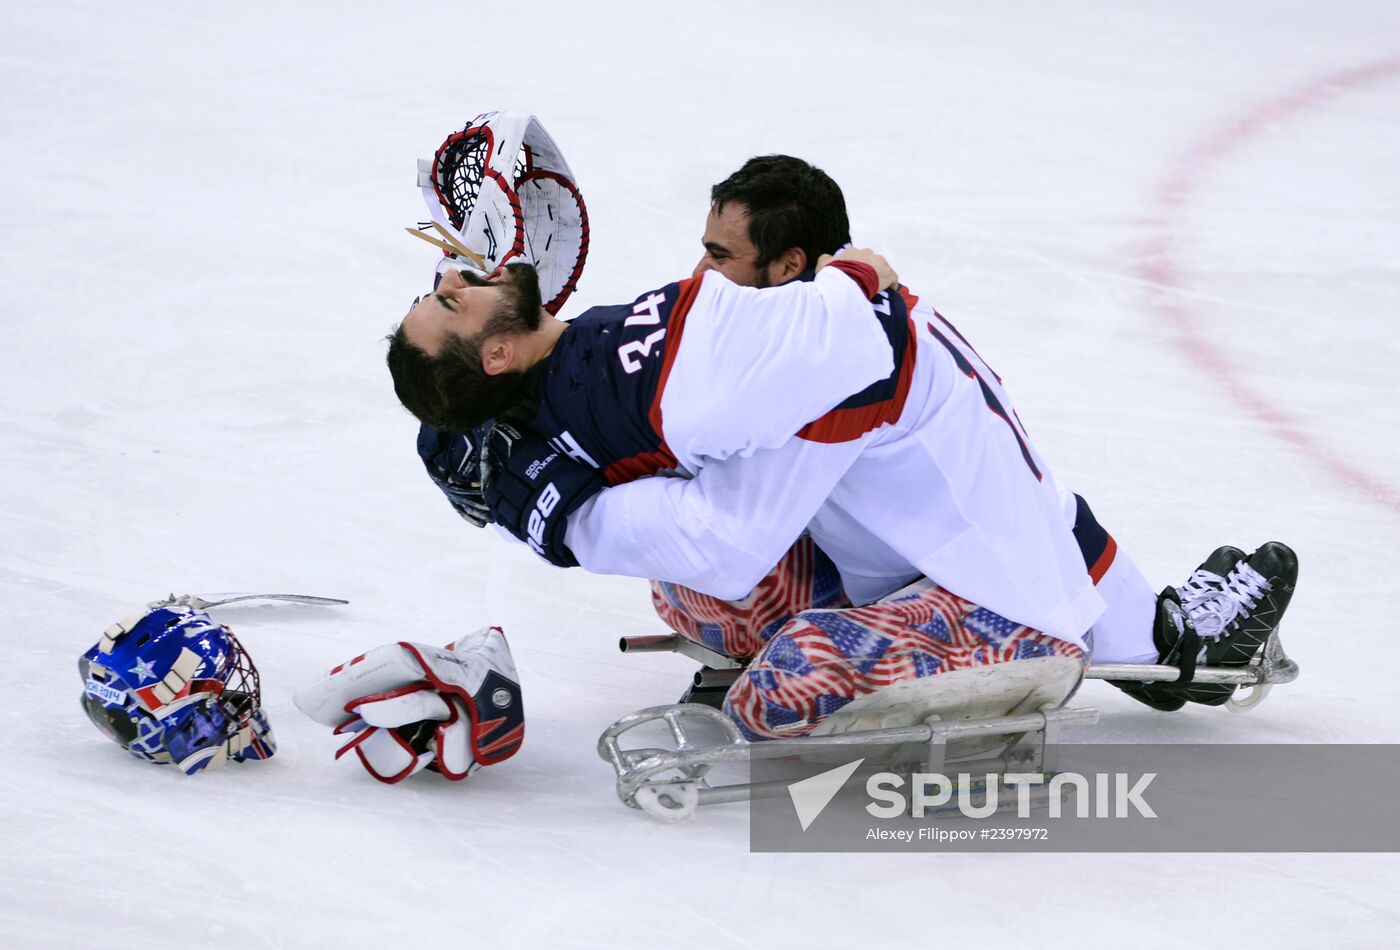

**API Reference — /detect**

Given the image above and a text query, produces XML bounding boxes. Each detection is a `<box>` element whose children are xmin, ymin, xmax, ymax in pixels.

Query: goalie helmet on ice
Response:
<box><xmin>78</xmin><ymin>604</ymin><xmax>275</xmax><ymax>774</ymax></box>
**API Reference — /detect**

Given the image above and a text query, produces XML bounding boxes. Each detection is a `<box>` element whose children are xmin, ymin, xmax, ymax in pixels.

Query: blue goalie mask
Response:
<box><xmin>79</xmin><ymin>604</ymin><xmax>276</xmax><ymax>774</ymax></box>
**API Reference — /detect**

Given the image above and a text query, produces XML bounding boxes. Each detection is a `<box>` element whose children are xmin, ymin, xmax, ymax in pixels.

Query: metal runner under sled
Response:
<box><xmin>598</xmin><ymin>701</ymin><xmax>1100</xmax><ymax>821</ymax></box>
<box><xmin>1084</xmin><ymin>625</ymin><xmax>1299</xmax><ymax>711</ymax></box>
<box><xmin>620</xmin><ymin>625</ymin><xmax>1300</xmax><ymax>713</ymax></box>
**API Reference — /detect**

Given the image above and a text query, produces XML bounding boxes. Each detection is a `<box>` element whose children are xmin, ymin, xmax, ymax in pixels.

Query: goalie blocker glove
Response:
<box><xmin>418</xmin><ymin>422</ymin><xmax>493</xmax><ymax>528</ymax></box>
<box><xmin>293</xmin><ymin>627</ymin><xmax>523</xmax><ymax>784</ymax></box>
<box><xmin>482</xmin><ymin>422</ymin><xmax>603</xmax><ymax>568</ymax></box>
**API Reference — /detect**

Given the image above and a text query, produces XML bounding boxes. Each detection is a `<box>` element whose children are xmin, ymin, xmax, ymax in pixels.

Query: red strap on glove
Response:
<box><xmin>294</xmin><ymin>627</ymin><xmax>524</xmax><ymax>785</ymax></box>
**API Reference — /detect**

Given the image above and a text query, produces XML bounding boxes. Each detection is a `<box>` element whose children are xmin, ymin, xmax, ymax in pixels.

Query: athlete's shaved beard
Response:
<box><xmin>386</xmin><ymin>262</ymin><xmax>546</xmax><ymax>432</ymax></box>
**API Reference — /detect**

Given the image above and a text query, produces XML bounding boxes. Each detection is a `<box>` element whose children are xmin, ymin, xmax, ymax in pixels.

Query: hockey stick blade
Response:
<box><xmin>150</xmin><ymin>592</ymin><xmax>350</xmax><ymax>610</ymax></box>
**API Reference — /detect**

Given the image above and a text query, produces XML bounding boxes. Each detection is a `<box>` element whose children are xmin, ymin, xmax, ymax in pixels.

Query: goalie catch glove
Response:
<box><xmin>481</xmin><ymin>423</ymin><xmax>604</xmax><ymax>568</ymax></box>
<box><xmin>293</xmin><ymin>627</ymin><xmax>523</xmax><ymax>784</ymax></box>
<box><xmin>420</xmin><ymin>111</ymin><xmax>589</xmax><ymax>316</ymax></box>
<box><xmin>417</xmin><ymin>423</ymin><xmax>493</xmax><ymax>528</ymax></box>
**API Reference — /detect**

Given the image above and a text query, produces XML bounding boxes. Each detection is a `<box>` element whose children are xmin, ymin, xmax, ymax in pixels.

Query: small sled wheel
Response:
<box><xmin>634</xmin><ymin>782</ymin><xmax>699</xmax><ymax>822</ymax></box>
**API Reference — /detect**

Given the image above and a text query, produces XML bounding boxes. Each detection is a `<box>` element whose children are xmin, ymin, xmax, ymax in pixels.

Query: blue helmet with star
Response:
<box><xmin>78</xmin><ymin>604</ymin><xmax>276</xmax><ymax>774</ymax></box>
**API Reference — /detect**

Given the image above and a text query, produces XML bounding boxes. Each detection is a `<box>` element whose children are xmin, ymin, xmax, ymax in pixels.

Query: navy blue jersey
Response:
<box><xmin>523</xmin><ymin>271</ymin><xmax>914</xmax><ymax>485</ymax></box>
<box><xmin>525</xmin><ymin>277</ymin><xmax>702</xmax><ymax>485</ymax></box>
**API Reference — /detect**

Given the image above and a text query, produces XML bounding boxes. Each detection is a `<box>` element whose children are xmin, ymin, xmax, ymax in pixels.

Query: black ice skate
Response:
<box><xmin>1111</xmin><ymin>542</ymin><xmax>1298</xmax><ymax>709</ymax></box>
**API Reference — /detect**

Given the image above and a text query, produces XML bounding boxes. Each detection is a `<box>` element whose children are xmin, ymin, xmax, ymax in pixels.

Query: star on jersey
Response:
<box><xmin>129</xmin><ymin>657</ymin><xmax>157</xmax><ymax>683</ymax></box>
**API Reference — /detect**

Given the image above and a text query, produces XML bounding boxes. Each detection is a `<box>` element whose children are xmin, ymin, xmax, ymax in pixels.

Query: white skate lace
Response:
<box><xmin>1180</xmin><ymin>562</ymin><xmax>1271</xmax><ymax>639</ymax></box>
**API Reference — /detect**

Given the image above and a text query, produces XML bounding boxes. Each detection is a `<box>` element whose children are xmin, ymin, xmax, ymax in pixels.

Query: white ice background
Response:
<box><xmin>3</xmin><ymin>1</ymin><xmax>1399</xmax><ymax>947</ymax></box>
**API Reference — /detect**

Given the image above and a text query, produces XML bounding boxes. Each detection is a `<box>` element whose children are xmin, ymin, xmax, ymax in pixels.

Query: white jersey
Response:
<box><xmin>559</xmin><ymin>267</ymin><xmax>1105</xmax><ymax>647</ymax></box>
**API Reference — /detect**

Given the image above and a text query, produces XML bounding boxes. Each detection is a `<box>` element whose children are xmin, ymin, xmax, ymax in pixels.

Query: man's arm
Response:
<box><xmin>657</xmin><ymin>260</ymin><xmax>895</xmax><ymax>469</ymax></box>
<box><xmin>483</xmin><ymin>251</ymin><xmax>901</xmax><ymax>585</ymax></box>
<box><xmin>563</xmin><ymin>433</ymin><xmax>870</xmax><ymax>600</ymax></box>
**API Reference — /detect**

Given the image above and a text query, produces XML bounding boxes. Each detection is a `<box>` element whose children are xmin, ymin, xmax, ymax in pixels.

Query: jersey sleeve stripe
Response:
<box><xmin>645</xmin><ymin>275</ymin><xmax>702</xmax><ymax>445</ymax></box>
<box><xmin>604</xmin><ymin>447</ymin><xmax>679</xmax><ymax>486</ymax></box>
<box><xmin>796</xmin><ymin>298</ymin><xmax>918</xmax><ymax>445</ymax></box>
<box><xmin>596</xmin><ymin>276</ymin><xmax>702</xmax><ymax>485</ymax></box>
<box><xmin>1088</xmin><ymin>534</ymin><xmax>1118</xmax><ymax>584</ymax></box>
<box><xmin>1071</xmin><ymin>492</ymin><xmax>1119</xmax><ymax>583</ymax></box>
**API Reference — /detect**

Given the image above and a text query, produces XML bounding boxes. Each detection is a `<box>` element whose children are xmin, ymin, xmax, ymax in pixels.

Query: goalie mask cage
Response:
<box><xmin>429</xmin><ymin>118</ymin><xmax>590</xmax><ymax>315</ymax></box>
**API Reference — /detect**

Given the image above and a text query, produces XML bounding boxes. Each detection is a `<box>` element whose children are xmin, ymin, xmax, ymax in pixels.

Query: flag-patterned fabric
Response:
<box><xmin>723</xmin><ymin>582</ymin><xmax>1086</xmax><ymax>740</ymax></box>
<box><xmin>649</xmin><ymin>535</ymin><xmax>847</xmax><ymax>660</ymax></box>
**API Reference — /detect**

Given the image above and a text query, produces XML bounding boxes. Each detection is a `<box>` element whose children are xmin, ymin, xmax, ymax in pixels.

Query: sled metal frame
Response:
<box><xmin>604</xmin><ymin>627</ymin><xmax>1299</xmax><ymax>816</ymax></box>
<box><xmin>618</xmin><ymin>634</ymin><xmax>743</xmax><ymax>670</ymax></box>
<box><xmin>619</xmin><ymin>626</ymin><xmax>1300</xmax><ymax>711</ymax></box>
<box><xmin>597</xmin><ymin>702</ymin><xmax>1100</xmax><ymax>815</ymax></box>
<box><xmin>1084</xmin><ymin>627</ymin><xmax>1299</xmax><ymax>684</ymax></box>
<box><xmin>1085</xmin><ymin>627</ymin><xmax>1298</xmax><ymax>711</ymax></box>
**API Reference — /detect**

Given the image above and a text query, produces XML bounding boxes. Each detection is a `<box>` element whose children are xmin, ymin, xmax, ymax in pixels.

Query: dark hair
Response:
<box><xmin>385</xmin><ymin>263</ymin><xmax>543</xmax><ymax>432</ymax></box>
<box><xmin>710</xmin><ymin>155</ymin><xmax>851</xmax><ymax>270</ymax></box>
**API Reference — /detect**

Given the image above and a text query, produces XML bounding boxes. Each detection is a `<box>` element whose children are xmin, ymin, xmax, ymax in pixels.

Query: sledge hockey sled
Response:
<box><xmin>602</xmin><ymin>627</ymin><xmax>1299</xmax><ymax>821</ymax></box>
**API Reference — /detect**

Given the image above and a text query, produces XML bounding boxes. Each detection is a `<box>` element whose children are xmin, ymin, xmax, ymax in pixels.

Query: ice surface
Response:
<box><xmin>3</xmin><ymin>1</ymin><xmax>1399</xmax><ymax>946</ymax></box>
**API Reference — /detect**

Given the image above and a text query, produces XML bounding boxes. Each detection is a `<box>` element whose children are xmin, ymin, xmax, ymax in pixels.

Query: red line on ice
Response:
<box><xmin>1138</xmin><ymin>55</ymin><xmax>1400</xmax><ymax>516</ymax></box>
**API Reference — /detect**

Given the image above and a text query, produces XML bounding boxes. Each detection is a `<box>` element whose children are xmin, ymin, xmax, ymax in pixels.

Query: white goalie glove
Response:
<box><xmin>293</xmin><ymin>626</ymin><xmax>523</xmax><ymax>784</ymax></box>
<box><xmin>416</xmin><ymin>110</ymin><xmax>588</xmax><ymax>315</ymax></box>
